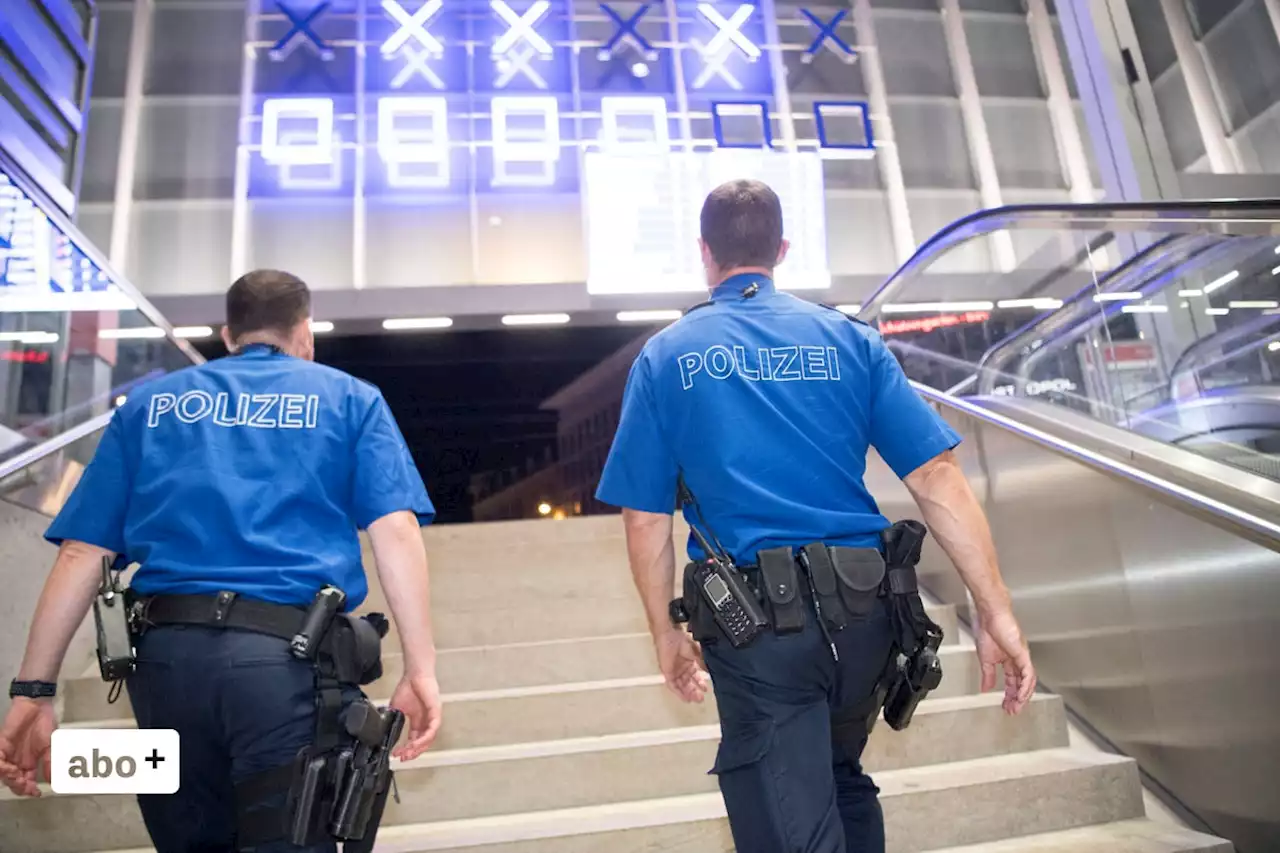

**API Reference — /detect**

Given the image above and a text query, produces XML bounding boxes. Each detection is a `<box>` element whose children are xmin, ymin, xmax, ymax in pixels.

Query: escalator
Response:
<box><xmin>856</xmin><ymin>199</ymin><xmax>1280</xmax><ymax>853</ymax></box>
<box><xmin>0</xmin><ymin>156</ymin><xmax>203</xmax><ymax>683</ymax></box>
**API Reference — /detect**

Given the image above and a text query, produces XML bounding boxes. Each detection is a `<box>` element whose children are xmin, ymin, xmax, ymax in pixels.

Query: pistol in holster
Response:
<box><xmin>287</xmin><ymin>701</ymin><xmax>405</xmax><ymax>851</ymax></box>
<box><xmin>875</xmin><ymin>520</ymin><xmax>945</xmax><ymax>731</ymax></box>
<box><xmin>228</xmin><ymin>586</ymin><xmax>398</xmax><ymax>852</ymax></box>
<box><xmin>831</xmin><ymin>520</ymin><xmax>945</xmax><ymax>755</ymax></box>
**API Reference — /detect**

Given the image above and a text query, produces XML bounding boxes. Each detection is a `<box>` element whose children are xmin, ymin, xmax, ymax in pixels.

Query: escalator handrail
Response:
<box><xmin>0</xmin><ymin>410</ymin><xmax>114</xmax><ymax>484</ymax></box>
<box><xmin>0</xmin><ymin>369</ymin><xmax>168</xmax><ymax>482</ymax></box>
<box><xmin>913</xmin><ymin>380</ymin><xmax>1280</xmax><ymax>544</ymax></box>
<box><xmin>0</xmin><ymin>147</ymin><xmax>206</xmax><ymax>368</ymax></box>
<box><xmin>858</xmin><ymin>198</ymin><xmax>1280</xmax><ymax>322</ymax></box>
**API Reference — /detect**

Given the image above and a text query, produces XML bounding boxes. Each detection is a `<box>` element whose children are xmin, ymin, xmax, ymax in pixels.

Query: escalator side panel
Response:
<box><xmin>0</xmin><ymin>497</ymin><xmax>98</xmax><ymax>688</ymax></box>
<box><xmin>866</xmin><ymin>404</ymin><xmax>1280</xmax><ymax>853</ymax></box>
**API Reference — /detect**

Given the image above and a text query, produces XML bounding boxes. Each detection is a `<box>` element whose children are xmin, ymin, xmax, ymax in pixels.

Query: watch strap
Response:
<box><xmin>9</xmin><ymin>679</ymin><xmax>57</xmax><ymax>699</ymax></box>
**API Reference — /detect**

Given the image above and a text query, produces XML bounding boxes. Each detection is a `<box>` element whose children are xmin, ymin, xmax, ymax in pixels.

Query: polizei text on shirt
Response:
<box><xmin>147</xmin><ymin>392</ymin><xmax>321</xmax><ymax>429</ymax></box>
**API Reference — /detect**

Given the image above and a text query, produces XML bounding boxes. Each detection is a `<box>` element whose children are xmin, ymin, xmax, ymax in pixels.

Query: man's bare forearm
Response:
<box><xmin>16</xmin><ymin>541</ymin><xmax>112</xmax><ymax>683</ymax></box>
<box><xmin>367</xmin><ymin>512</ymin><xmax>437</xmax><ymax>677</ymax></box>
<box><xmin>621</xmin><ymin>509</ymin><xmax>677</xmax><ymax>636</ymax></box>
<box><xmin>903</xmin><ymin>451</ymin><xmax>1011</xmax><ymax>617</ymax></box>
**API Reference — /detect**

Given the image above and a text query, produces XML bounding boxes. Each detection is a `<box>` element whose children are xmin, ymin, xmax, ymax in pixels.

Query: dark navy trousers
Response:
<box><xmin>702</xmin><ymin>597</ymin><xmax>896</xmax><ymax>853</ymax></box>
<box><xmin>126</xmin><ymin>625</ymin><xmax>360</xmax><ymax>853</ymax></box>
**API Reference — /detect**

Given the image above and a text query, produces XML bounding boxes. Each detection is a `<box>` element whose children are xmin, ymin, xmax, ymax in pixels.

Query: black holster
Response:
<box><xmin>135</xmin><ymin>588</ymin><xmax>394</xmax><ymax>851</ymax></box>
<box><xmin>831</xmin><ymin>520</ymin><xmax>944</xmax><ymax>758</ymax></box>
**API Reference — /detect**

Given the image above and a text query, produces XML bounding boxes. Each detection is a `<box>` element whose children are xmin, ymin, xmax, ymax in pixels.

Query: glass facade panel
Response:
<box><xmin>70</xmin><ymin>0</ymin><xmax>1099</xmax><ymax>302</ymax></box>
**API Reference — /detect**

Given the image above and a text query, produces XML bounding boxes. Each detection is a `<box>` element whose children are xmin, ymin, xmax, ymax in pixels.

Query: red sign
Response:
<box><xmin>0</xmin><ymin>350</ymin><xmax>50</xmax><ymax>364</ymax></box>
<box><xmin>879</xmin><ymin>311</ymin><xmax>991</xmax><ymax>337</ymax></box>
<box><xmin>1083</xmin><ymin>341</ymin><xmax>1157</xmax><ymax>370</ymax></box>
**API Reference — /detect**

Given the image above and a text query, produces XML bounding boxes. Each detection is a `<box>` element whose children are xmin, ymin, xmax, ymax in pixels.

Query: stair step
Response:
<box><xmin>379</xmin><ymin>692</ymin><xmax>1065</xmax><ymax>826</ymax></box>
<box><xmin>19</xmin><ymin>747</ymin><xmax>1138</xmax><ymax>853</ymax></box>
<box><xmin>926</xmin><ymin>819</ymin><xmax>1233</xmax><ymax>852</ymax></box>
<box><xmin>423</xmin><ymin>515</ymin><xmax>632</xmax><ymax>550</ymax></box>
<box><xmin>63</xmin><ymin>642</ymin><xmax>982</xmax><ymax>734</ymax></box>
<box><xmin>358</xmin><ymin>749</ymin><xmax>1144</xmax><ymax>852</ymax></box>
<box><xmin>2</xmin><ymin>692</ymin><xmax>1066</xmax><ymax>851</ymax></box>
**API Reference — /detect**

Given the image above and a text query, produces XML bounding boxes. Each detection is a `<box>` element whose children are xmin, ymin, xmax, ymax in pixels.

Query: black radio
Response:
<box><xmin>691</xmin><ymin>558</ymin><xmax>768</xmax><ymax>648</ymax></box>
<box><xmin>94</xmin><ymin>557</ymin><xmax>135</xmax><ymax>683</ymax></box>
<box><xmin>671</xmin><ymin>474</ymin><xmax>770</xmax><ymax>649</ymax></box>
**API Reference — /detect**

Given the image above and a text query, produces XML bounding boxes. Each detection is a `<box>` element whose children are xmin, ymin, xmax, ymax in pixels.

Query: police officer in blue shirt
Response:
<box><xmin>597</xmin><ymin>181</ymin><xmax>1037</xmax><ymax>853</ymax></box>
<box><xmin>0</xmin><ymin>270</ymin><xmax>443</xmax><ymax>853</ymax></box>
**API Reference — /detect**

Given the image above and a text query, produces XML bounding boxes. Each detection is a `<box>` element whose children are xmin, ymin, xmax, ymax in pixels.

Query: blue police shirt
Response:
<box><xmin>45</xmin><ymin>344</ymin><xmax>435</xmax><ymax>609</ymax></box>
<box><xmin>596</xmin><ymin>274</ymin><xmax>961</xmax><ymax>563</ymax></box>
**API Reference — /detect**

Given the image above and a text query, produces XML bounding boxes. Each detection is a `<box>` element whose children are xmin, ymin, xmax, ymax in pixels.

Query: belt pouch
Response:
<box><xmin>337</xmin><ymin>615</ymin><xmax>386</xmax><ymax>686</ymax></box>
<box><xmin>830</xmin><ymin>547</ymin><xmax>886</xmax><ymax>619</ymax></box>
<box><xmin>757</xmin><ymin>547</ymin><xmax>805</xmax><ymax>634</ymax></box>
<box><xmin>800</xmin><ymin>544</ymin><xmax>848</xmax><ymax>631</ymax></box>
<box><xmin>682</xmin><ymin>562</ymin><xmax>720</xmax><ymax>644</ymax></box>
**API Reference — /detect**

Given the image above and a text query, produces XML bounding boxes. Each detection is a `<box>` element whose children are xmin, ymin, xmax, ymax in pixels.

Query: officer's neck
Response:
<box><xmin>233</xmin><ymin>332</ymin><xmax>301</xmax><ymax>359</ymax></box>
<box><xmin>711</xmin><ymin>266</ymin><xmax>773</xmax><ymax>288</ymax></box>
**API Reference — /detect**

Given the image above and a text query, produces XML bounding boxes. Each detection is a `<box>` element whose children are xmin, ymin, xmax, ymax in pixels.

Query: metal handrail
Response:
<box><xmin>915</xmin><ymin>382</ymin><xmax>1280</xmax><ymax>545</ymax></box>
<box><xmin>858</xmin><ymin>198</ymin><xmax>1280</xmax><ymax>322</ymax></box>
<box><xmin>0</xmin><ymin>409</ymin><xmax>113</xmax><ymax>483</ymax></box>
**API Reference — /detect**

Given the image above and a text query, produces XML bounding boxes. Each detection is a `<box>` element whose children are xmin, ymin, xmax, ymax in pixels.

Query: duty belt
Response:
<box><xmin>136</xmin><ymin>592</ymin><xmax>385</xmax><ymax>688</ymax></box>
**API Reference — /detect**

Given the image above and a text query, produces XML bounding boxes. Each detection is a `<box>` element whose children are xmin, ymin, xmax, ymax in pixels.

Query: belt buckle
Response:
<box><xmin>211</xmin><ymin>590</ymin><xmax>238</xmax><ymax>624</ymax></box>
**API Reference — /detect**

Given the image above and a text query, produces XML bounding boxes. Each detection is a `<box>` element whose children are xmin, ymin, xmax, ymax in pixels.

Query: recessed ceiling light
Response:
<box><xmin>880</xmin><ymin>301</ymin><xmax>994</xmax><ymax>314</ymax></box>
<box><xmin>616</xmin><ymin>310</ymin><xmax>682</xmax><ymax>323</ymax></box>
<box><xmin>382</xmin><ymin>317</ymin><xmax>454</xmax><ymax>330</ymax></box>
<box><xmin>501</xmin><ymin>313</ymin><xmax>571</xmax><ymax>326</ymax></box>
<box><xmin>0</xmin><ymin>331</ymin><xmax>59</xmax><ymax>344</ymax></box>
<box><xmin>100</xmin><ymin>327</ymin><xmax>166</xmax><ymax>340</ymax></box>
<box><xmin>996</xmin><ymin>298</ymin><xmax>1064</xmax><ymax>310</ymax></box>
<box><xmin>1203</xmin><ymin>270</ymin><xmax>1239</xmax><ymax>294</ymax></box>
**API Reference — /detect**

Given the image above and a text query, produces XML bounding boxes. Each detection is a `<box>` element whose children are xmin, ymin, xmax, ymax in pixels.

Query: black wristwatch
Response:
<box><xmin>9</xmin><ymin>680</ymin><xmax>57</xmax><ymax>699</ymax></box>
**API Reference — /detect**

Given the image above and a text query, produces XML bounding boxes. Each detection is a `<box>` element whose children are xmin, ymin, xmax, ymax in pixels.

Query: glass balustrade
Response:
<box><xmin>857</xmin><ymin>201</ymin><xmax>1280</xmax><ymax>482</ymax></box>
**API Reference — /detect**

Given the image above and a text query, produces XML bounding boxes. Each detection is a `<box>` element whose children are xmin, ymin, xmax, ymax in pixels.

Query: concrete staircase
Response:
<box><xmin>1</xmin><ymin>515</ymin><xmax>1232</xmax><ymax>853</ymax></box>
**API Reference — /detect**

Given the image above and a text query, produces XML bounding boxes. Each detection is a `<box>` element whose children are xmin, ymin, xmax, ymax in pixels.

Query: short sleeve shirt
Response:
<box><xmin>45</xmin><ymin>345</ymin><xmax>434</xmax><ymax>608</ymax></box>
<box><xmin>596</xmin><ymin>274</ymin><xmax>960</xmax><ymax>563</ymax></box>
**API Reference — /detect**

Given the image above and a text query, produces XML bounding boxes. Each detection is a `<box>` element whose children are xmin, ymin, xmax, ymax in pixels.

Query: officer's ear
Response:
<box><xmin>296</xmin><ymin>319</ymin><xmax>316</xmax><ymax>362</ymax></box>
<box><xmin>220</xmin><ymin>325</ymin><xmax>237</xmax><ymax>353</ymax></box>
<box><xmin>698</xmin><ymin>239</ymin><xmax>716</xmax><ymax>272</ymax></box>
<box><xmin>775</xmin><ymin>239</ymin><xmax>790</xmax><ymax>267</ymax></box>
